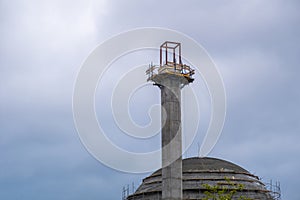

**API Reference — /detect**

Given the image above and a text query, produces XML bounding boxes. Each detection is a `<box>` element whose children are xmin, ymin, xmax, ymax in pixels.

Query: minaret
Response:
<box><xmin>146</xmin><ymin>41</ymin><xmax>194</xmax><ymax>200</ymax></box>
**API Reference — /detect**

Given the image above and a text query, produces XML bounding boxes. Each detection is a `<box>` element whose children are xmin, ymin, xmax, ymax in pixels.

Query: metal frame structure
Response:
<box><xmin>266</xmin><ymin>180</ymin><xmax>281</xmax><ymax>200</ymax></box>
<box><xmin>146</xmin><ymin>41</ymin><xmax>195</xmax><ymax>84</ymax></box>
<box><xmin>160</xmin><ymin>41</ymin><xmax>182</xmax><ymax>66</ymax></box>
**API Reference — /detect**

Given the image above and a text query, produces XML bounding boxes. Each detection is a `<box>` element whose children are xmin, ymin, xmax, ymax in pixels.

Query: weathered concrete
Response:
<box><xmin>126</xmin><ymin>157</ymin><xmax>275</xmax><ymax>200</ymax></box>
<box><xmin>161</xmin><ymin>76</ymin><xmax>182</xmax><ymax>200</ymax></box>
<box><xmin>153</xmin><ymin>73</ymin><xmax>189</xmax><ymax>200</ymax></box>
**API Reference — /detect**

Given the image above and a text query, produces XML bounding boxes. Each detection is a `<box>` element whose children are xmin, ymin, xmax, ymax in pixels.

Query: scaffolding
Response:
<box><xmin>266</xmin><ymin>180</ymin><xmax>281</xmax><ymax>200</ymax></box>
<box><xmin>122</xmin><ymin>183</ymin><xmax>136</xmax><ymax>200</ymax></box>
<box><xmin>146</xmin><ymin>41</ymin><xmax>195</xmax><ymax>83</ymax></box>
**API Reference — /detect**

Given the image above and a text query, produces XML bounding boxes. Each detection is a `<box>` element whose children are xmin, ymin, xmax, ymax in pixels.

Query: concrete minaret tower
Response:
<box><xmin>146</xmin><ymin>41</ymin><xmax>194</xmax><ymax>200</ymax></box>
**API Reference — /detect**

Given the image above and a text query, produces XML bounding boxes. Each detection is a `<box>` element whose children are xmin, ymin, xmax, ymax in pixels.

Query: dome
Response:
<box><xmin>126</xmin><ymin>157</ymin><xmax>274</xmax><ymax>200</ymax></box>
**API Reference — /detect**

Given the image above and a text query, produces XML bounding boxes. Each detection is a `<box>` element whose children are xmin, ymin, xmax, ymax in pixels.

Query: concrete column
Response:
<box><xmin>160</xmin><ymin>77</ymin><xmax>183</xmax><ymax>200</ymax></box>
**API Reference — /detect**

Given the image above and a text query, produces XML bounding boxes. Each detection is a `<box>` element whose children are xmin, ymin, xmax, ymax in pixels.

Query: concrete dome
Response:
<box><xmin>126</xmin><ymin>157</ymin><xmax>274</xmax><ymax>200</ymax></box>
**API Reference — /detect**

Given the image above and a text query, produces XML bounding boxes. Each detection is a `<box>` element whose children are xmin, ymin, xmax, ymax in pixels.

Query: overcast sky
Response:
<box><xmin>1</xmin><ymin>0</ymin><xmax>300</xmax><ymax>199</ymax></box>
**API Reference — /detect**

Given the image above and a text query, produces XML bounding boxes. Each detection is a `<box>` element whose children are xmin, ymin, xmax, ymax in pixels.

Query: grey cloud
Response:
<box><xmin>1</xmin><ymin>0</ymin><xmax>299</xmax><ymax>199</ymax></box>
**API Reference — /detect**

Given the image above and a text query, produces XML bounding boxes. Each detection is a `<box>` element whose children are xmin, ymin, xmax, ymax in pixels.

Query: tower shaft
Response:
<box><xmin>161</xmin><ymin>77</ymin><xmax>183</xmax><ymax>200</ymax></box>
